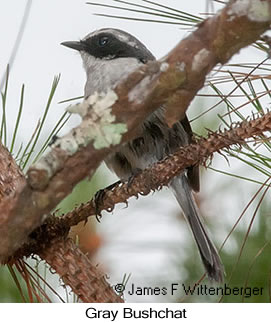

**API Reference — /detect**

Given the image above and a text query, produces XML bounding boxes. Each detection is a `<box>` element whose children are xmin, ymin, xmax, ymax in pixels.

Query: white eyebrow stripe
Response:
<box><xmin>83</xmin><ymin>28</ymin><xmax>138</xmax><ymax>48</ymax></box>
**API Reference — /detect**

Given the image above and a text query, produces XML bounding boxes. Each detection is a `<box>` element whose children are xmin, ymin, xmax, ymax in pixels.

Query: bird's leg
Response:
<box><xmin>94</xmin><ymin>180</ymin><xmax>121</xmax><ymax>220</ymax></box>
<box><xmin>94</xmin><ymin>168</ymin><xmax>142</xmax><ymax>221</ymax></box>
<box><xmin>127</xmin><ymin>168</ymin><xmax>142</xmax><ymax>189</ymax></box>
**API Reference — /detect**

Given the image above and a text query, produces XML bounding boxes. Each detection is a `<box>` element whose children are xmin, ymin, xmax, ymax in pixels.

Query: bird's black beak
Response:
<box><xmin>61</xmin><ymin>41</ymin><xmax>85</xmax><ymax>51</ymax></box>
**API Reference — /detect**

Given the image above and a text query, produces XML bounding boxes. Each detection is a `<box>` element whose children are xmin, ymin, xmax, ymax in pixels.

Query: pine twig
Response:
<box><xmin>0</xmin><ymin>143</ymin><xmax>25</xmax><ymax>202</ymax></box>
<box><xmin>38</xmin><ymin>238</ymin><xmax>123</xmax><ymax>303</ymax></box>
<box><xmin>11</xmin><ymin>110</ymin><xmax>271</xmax><ymax>261</ymax></box>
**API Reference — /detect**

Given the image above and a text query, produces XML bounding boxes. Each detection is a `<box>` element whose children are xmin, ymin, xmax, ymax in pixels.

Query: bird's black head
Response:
<box><xmin>61</xmin><ymin>28</ymin><xmax>155</xmax><ymax>64</ymax></box>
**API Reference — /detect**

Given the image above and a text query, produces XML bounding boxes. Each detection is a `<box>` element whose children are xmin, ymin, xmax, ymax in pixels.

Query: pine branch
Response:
<box><xmin>38</xmin><ymin>238</ymin><xmax>123</xmax><ymax>303</ymax></box>
<box><xmin>0</xmin><ymin>143</ymin><xmax>25</xmax><ymax>202</ymax></box>
<box><xmin>10</xmin><ymin>110</ymin><xmax>271</xmax><ymax>261</ymax></box>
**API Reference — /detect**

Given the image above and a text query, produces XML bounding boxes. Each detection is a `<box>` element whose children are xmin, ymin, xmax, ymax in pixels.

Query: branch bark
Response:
<box><xmin>0</xmin><ymin>143</ymin><xmax>27</xmax><ymax>258</ymax></box>
<box><xmin>38</xmin><ymin>238</ymin><xmax>123</xmax><ymax>303</ymax></box>
<box><xmin>11</xmin><ymin>110</ymin><xmax>271</xmax><ymax>261</ymax></box>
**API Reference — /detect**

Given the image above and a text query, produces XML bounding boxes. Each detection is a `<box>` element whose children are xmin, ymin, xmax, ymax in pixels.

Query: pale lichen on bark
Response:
<box><xmin>61</xmin><ymin>89</ymin><xmax>127</xmax><ymax>150</ymax></box>
<box><xmin>228</xmin><ymin>0</ymin><xmax>271</xmax><ymax>22</ymax></box>
<box><xmin>191</xmin><ymin>49</ymin><xmax>213</xmax><ymax>72</ymax></box>
<box><xmin>30</xmin><ymin>89</ymin><xmax>127</xmax><ymax>186</ymax></box>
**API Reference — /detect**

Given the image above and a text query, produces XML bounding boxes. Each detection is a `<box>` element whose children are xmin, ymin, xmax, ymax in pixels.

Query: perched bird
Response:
<box><xmin>61</xmin><ymin>28</ymin><xmax>223</xmax><ymax>281</ymax></box>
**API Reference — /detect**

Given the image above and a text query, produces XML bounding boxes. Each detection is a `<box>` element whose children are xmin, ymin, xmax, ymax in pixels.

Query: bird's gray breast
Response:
<box><xmin>82</xmin><ymin>53</ymin><xmax>142</xmax><ymax>97</ymax></box>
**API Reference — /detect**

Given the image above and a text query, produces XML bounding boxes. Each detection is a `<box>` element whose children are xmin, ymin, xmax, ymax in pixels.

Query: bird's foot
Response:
<box><xmin>127</xmin><ymin>168</ymin><xmax>142</xmax><ymax>190</ymax></box>
<box><xmin>94</xmin><ymin>180</ymin><xmax>121</xmax><ymax>221</ymax></box>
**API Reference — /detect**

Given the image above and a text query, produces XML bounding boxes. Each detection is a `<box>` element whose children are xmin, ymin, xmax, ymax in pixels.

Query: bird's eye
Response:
<box><xmin>99</xmin><ymin>36</ymin><xmax>109</xmax><ymax>46</ymax></box>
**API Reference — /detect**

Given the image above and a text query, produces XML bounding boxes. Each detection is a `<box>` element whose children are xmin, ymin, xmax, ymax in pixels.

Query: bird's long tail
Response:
<box><xmin>170</xmin><ymin>175</ymin><xmax>224</xmax><ymax>282</ymax></box>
